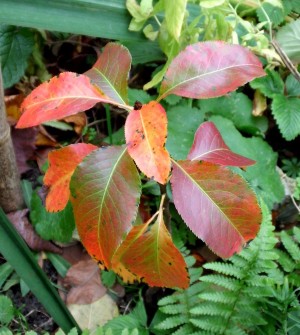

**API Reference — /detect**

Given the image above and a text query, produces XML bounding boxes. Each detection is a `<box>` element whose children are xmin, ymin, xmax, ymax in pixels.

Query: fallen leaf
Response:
<box><xmin>68</xmin><ymin>294</ymin><xmax>118</xmax><ymax>331</ymax></box>
<box><xmin>11</xmin><ymin>128</ymin><xmax>38</xmax><ymax>174</ymax></box>
<box><xmin>5</xmin><ymin>94</ymin><xmax>24</xmax><ymax>125</ymax></box>
<box><xmin>63</xmin><ymin>112</ymin><xmax>87</xmax><ymax>134</ymax></box>
<box><xmin>7</xmin><ymin>209</ymin><xmax>61</xmax><ymax>253</ymax></box>
<box><xmin>62</xmin><ymin>259</ymin><xmax>107</xmax><ymax>305</ymax></box>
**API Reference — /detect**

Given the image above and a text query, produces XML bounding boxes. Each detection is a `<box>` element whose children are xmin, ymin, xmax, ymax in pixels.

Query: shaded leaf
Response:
<box><xmin>30</xmin><ymin>193</ymin><xmax>75</xmax><ymax>243</ymax></box>
<box><xmin>125</xmin><ymin>101</ymin><xmax>171</xmax><ymax>184</ymax></box>
<box><xmin>250</xmin><ymin>69</ymin><xmax>284</xmax><ymax>98</ymax></box>
<box><xmin>63</xmin><ymin>259</ymin><xmax>106</xmax><ymax>305</ymax></box>
<box><xmin>285</xmin><ymin>74</ymin><xmax>300</xmax><ymax>97</ymax></box>
<box><xmin>112</xmin><ymin>211</ymin><xmax>189</xmax><ymax>288</ymax></box>
<box><xmin>44</xmin><ymin>143</ymin><xmax>98</xmax><ymax>212</ymax></box>
<box><xmin>85</xmin><ymin>43</ymin><xmax>131</xmax><ymax>105</ymax></box>
<box><xmin>70</xmin><ymin>146</ymin><xmax>141</xmax><ymax>269</ymax></box>
<box><xmin>171</xmin><ymin>160</ymin><xmax>261</xmax><ymax>258</ymax></box>
<box><xmin>188</xmin><ymin>121</ymin><xmax>255</xmax><ymax>167</ymax></box>
<box><xmin>166</xmin><ymin>104</ymin><xmax>205</xmax><ymax>160</ymax></box>
<box><xmin>271</xmin><ymin>94</ymin><xmax>300</xmax><ymax>141</ymax></box>
<box><xmin>11</xmin><ymin>127</ymin><xmax>38</xmax><ymax>174</ymax></box>
<box><xmin>0</xmin><ymin>25</ymin><xmax>34</xmax><ymax>88</ymax></box>
<box><xmin>159</xmin><ymin>41</ymin><xmax>265</xmax><ymax>100</ymax></box>
<box><xmin>8</xmin><ymin>209</ymin><xmax>61</xmax><ymax>253</ymax></box>
<box><xmin>16</xmin><ymin>72</ymin><xmax>123</xmax><ymax>128</ymax></box>
<box><xmin>0</xmin><ymin>295</ymin><xmax>14</xmax><ymax>325</ymax></box>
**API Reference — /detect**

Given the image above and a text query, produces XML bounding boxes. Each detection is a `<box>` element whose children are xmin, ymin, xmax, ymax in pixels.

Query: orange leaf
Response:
<box><xmin>125</xmin><ymin>101</ymin><xmax>171</xmax><ymax>184</ymax></box>
<box><xmin>44</xmin><ymin>143</ymin><xmax>97</xmax><ymax>212</ymax></box>
<box><xmin>112</xmin><ymin>211</ymin><xmax>189</xmax><ymax>289</ymax></box>
<box><xmin>16</xmin><ymin>72</ymin><xmax>122</xmax><ymax>128</ymax></box>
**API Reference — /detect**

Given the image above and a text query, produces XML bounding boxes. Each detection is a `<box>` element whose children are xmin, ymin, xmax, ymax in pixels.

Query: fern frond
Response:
<box><xmin>280</xmin><ymin>230</ymin><xmax>300</xmax><ymax>262</ymax></box>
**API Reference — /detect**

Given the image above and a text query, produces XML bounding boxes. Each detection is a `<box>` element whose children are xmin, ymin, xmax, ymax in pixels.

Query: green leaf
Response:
<box><xmin>285</xmin><ymin>74</ymin><xmax>300</xmax><ymax>97</ymax></box>
<box><xmin>250</xmin><ymin>69</ymin><xmax>284</xmax><ymax>98</ymax></box>
<box><xmin>0</xmin><ymin>209</ymin><xmax>79</xmax><ymax>333</ymax></box>
<box><xmin>166</xmin><ymin>104</ymin><xmax>204</xmax><ymax>160</ymax></box>
<box><xmin>209</xmin><ymin>116</ymin><xmax>284</xmax><ymax>208</ymax></box>
<box><xmin>271</xmin><ymin>94</ymin><xmax>300</xmax><ymax>141</ymax></box>
<box><xmin>0</xmin><ymin>25</ymin><xmax>34</xmax><ymax>88</ymax></box>
<box><xmin>46</xmin><ymin>253</ymin><xmax>71</xmax><ymax>278</ymax></box>
<box><xmin>0</xmin><ymin>263</ymin><xmax>13</xmax><ymax>290</ymax></box>
<box><xmin>128</xmin><ymin>88</ymin><xmax>152</xmax><ymax>106</ymax></box>
<box><xmin>43</xmin><ymin>121</ymin><xmax>74</xmax><ymax>131</ymax></box>
<box><xmin>198</xmin><ymin>92</ymin><xmax>268</xmax><ymax>135</ymax></box>
<box><xmin>256</xmin><ymin>1</ymin><xmax>285</xmax><ymax>26</ymax></box>
<box><xmin>164</xmin><ymin>0</ymin><xmax>187</xmax><ymax>40</ymax></box>
<box><xmin>276</xmin><ymin>19</ymin><xmax>300</xmax><ymax>63</ymax></box>
<box><xmin>0</xmin><ymin>296</ymin><xmax>14</xmax><ymax>325</ymax></box>
<box><xmin>30</xmin><ymin>192</ymin><xmax>75</xmax><ymax>243</ymax></box>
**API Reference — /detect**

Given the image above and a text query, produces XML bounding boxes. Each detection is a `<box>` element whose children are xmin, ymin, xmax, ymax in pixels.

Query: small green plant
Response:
<box><xmin>282</xmin><ymin>158</ymin><xmax>300</xmax><ymax>178</ymax></box>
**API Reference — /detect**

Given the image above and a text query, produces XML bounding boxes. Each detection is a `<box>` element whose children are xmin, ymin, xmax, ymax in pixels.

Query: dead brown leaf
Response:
<box><xmin>63</xmin><ymin>112</ymin><xmax>87</xmax><ymax>134</ymax></box>
<box><xmin>62</xmin><ymin>259</ymin><xmax>107</xmax><ymax>305</ymax></box>
<box><xmin>5</xmin><ymin>94</ymin><xmax>24</xmax><ymax>125</ymax></box>
<box><xmin>11</xmin><ymin>128</ymin><xmax>38</xmax><ymax>174</ymax></box>
<box><xmin>7</xmin><ymin>209</ymin><xmax>61</xmax><ymax>254</ymax></box>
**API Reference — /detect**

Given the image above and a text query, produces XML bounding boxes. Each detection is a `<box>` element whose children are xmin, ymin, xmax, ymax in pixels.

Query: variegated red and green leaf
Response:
<box><xmin>159</xmin><ymin>41</ymin><xmax>265</xmax><ymax>100</ymax></box>
<box><xmin>125</xmin><ymin>101</ymin><xmax>171</xmax><ymax>184</ymax></box>
<box><xmin>16</xmin><ymin>72</ymin><xmax>130</xmax><ymax>129</ymax></box>
<box><xmin>85</xmin><ymin>42</ymin><xmax>131</xmax><ymax>106</ymax></box>
<box><xmin>112</xmin><ymin>212</ymin><xmax>189</xmax><ymax>289</ymax></box>
<box><xmin>44</xmin><ymin>143</ymin><xmax>98</xmax><ymax>212</ymax></box>
<box><xmin>70</xmin><ymin>146</ymin><xmax>141</xmax><ymax>268</ymax></box>
<box><xmin>188</xmin><ymin>121</ymin><xmax>256</xmax><ymax>166</ymax></box>
<box><xmin>171</xmin><ymin>160</ymin><xmax>261</xmax><ymax>258</ymax></box>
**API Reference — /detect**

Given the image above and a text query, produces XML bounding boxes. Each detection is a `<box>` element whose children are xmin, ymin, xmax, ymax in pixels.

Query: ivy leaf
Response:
<box><xmin>0</xmin><ymin>25</ymin><xmax>34</xmax><ymax>88</ymax></box>
<box><xmin>16</xmin><ymin>72</ymin><xmax>128</xmax><ymax>128</ymax></box>
<box><xmin>171</xmin><ymin>160</ymin><xmax>261</xmax><ymax>258</ymax></box>
<box><xmin>70</xmin><ymin>146</ymin><xmax>141</xmax><ymax>269</ymax></box>
<box><xmin>125</xmin><ymin>101</ymin><xmax>171</xmax><ymax>184</ymax></box>
<box><xmin>44</xmin><ymin>143</ymin><xmax>98</xmax><ymax>212</ymax></box>
<box><xmin>159</xmin><ymin>41</ymin><xmax>265</xmax><ymax>100</ymax></box>
<box><xmin>112</xmin><ymin>212</ymin><xmax>189</xmax><ymax>289</ymax></box>
<box><xmin>271</xmin><ymin>94</ymin><xmax>300</xmax><ymax>141</ymax></box>
<box><xmin>85</xmin><ymin>42</ymin><xmax>131</xmax><ymax>105</ymax></box>
<box><xmin>188</xmin><ymin>121</ymin><xmax>255</xmax><ymax>167</ymax></box>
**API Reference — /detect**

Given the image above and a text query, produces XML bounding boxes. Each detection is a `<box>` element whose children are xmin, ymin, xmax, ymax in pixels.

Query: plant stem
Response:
<box><xmin>105</xmin><ymin>104</ymin><xmax>113</xmax><ymax>145</ymax></box>
<box><xmin>0</xmin><ymin>66</ymin><xmax>24</xmax><ymax>212</ymax></box>
<box><xmin>159</xmin><ymin>184</ymin><xmax>171</xmax><ymax>233</ymax></box>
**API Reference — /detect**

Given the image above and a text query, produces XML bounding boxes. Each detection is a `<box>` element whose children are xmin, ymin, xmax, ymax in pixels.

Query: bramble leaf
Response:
<box><xmin>16</xmin><ymin>72</ymin><xmax>126</xmax><ymax>128</ymax></box>
<box><xmin>44</xmin><ymin>143</ymin><xmax>98</xmax><ymax>212</ymax></box>
<box><xmin>112</xmin><ymin>211</ymin><xmax>189</xmax><ymax>289</ymax></box>
<box><xmin>159</xmin><ymin>41</ymin><xmax>265</xmax><ymax>100</ymax></box>
<box><xmin>70</xmin><ymin>146</ymin><xmax>141</xmax><ymax>268</ymax></box>
<box><xmin>188</xmin><ymin>121</ymin><xmax>255</xmax><ymax>167</ymax></box>
<box><xmin>271</xmin><ymin>94</ymin><xmax>300</xmax><ymax>141</ymax></box>
<box><xmin>85</xmin><ymin>42</ymin><xmax>131</xmax><ymax>105</ymax></box>
<box><xmin>171</xmin><ymin>160</ymin><xmax>261</xmax><ymax>258</ymax></box>
<box><xmin>125</xmin><ymin>101</ymin><xmax>171</xmax><ymax>184</ymax></box>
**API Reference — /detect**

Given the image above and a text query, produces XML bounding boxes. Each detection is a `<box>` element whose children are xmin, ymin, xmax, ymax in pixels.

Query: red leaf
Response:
<box><xmin>125</xmin><ymin>101</ymin><xmax>171</xmax><ymax>184</ymax></box>
<box><xmin>70</xmin><ymin>146</ymin><xmax>141</xmax><ymax>268</ymax></box>
<box><xmin>44</xmin><ymin>143</ymin><xmax>98</xmax><ymax>212</ymax></box>
<box><xmin>171</xmin><ymin>160</ymin><xmax>261</xmax><ymax>258</ymax></box>
<box><xmin>159</xmin><ymin>42</ymin><xmax>265</xmax><ymax>100</ymax></box>
<box><xmin>16</xmin><ymin>72</ymin><xmax>120</xmax><ymax>128</ymax></box>
<box><xmin>85</xmin><ymin>42</ymin><xmax>131</xmax><ymax>106</ymax></box>
<box><xmin>188</xmin><ymin>121</ymin><xmax>255</xmax><ymax>166</ymax></box>
<box><xmin>112</xmin><ymin>212</ymin><xmax>189</xmax><ymax>289</ymax></box>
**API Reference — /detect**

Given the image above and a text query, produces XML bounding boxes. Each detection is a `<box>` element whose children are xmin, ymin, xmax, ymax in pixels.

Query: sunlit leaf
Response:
<box><xmin>164</xmin><ymin>0</ymin><xmax>187</xmax><ymax>40</ymax></box>
<box><xmin>159</xmin><ymin>41</ymin><xmax>265</xmax><ymax>100</ymax></box>
<box><xmin>70</xmin><ymin>146</ymin><xmax>141</xmax><ymax>268</ymax></box>
<box><xmin>188</xmin><ymin>121</ymin><xmax>255</xmax><ymax>166</ymax></box>
<box><xmin>125</xmin><ymin>101</ymin><xmax>171</xmax><ymax>184</ymax></box>
<box><xmin>16</xmin><ymin>72</ymin><xmax>125</xmax><ymax>128</ymax></box>
<box><xmin>171</xmin><ymin>160</ymin><xmax>261</xmax><ymax>258</ymax></box>
<box><xmin>44</xmin><ymin>143</ymin><xmax>98</xmax><ymax>212</ymax></box>
<box><xmin>112</xmin><ymin>212</ymin><xmax>189</xmax><ymax>289</ymax></box>
<box><xmin>85</xmin><ymin>42</ymin><xmax>131</xmax><ymax>105</ymax></box>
